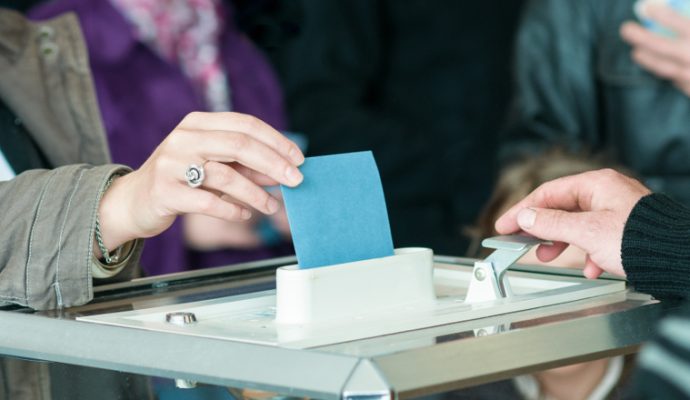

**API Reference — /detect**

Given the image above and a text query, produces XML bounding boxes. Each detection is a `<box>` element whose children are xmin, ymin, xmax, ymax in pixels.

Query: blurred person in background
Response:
<box><xmin>273</xmin><ymin>0</ymin><xmax>525</xmax><ymax>254</ymax></box>
<box><xmin>502</xmin><ymin>0</ymin><xmax>690</xmax><ymax>207</ymax></box>
<box><xmin>29</xmin><ymin>0</ymin><xmax>297</xmax><ymax>276</ymax></box>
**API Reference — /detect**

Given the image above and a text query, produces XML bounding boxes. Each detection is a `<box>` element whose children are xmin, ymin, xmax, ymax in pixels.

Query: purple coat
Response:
<box><xmin>30</xmin><ymin>0</ymin><xmax>291</xmax><ymax>275</ymax></box>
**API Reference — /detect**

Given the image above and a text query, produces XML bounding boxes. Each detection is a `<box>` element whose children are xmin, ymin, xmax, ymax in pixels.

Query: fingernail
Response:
<box><xmin>288</xmin><ymin>146</ymin><xmax>305</xmax><ymax>165</ymax></box>
<box><xmin>518</xmin><ymin>208</ymin><xmax>537</xmax><ymax>229</ymax></box>
<box><xmin>266</xmin><ymin>196</ymin><xmax>280</xmax><ymax>214</ymax></box>
<box><xmin>241</xmin><ymin>209</ymin><xmax>252</xmax><ymax>220</ymax></box>
<box><xmin>285</xmin><ymin>166</ymin><xmax>303</xmax><ymax>185</ymax></box>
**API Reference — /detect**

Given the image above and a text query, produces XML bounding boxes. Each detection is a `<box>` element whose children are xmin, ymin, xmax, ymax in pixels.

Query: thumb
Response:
<box><xmin>517</xmin><ymin>207</ymin><xmax>598</xmax><ymax>252</ymax></box>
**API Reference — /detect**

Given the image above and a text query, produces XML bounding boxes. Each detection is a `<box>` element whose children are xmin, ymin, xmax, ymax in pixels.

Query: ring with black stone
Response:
<box><xmin>185</xmin><ymin>163</ymin><xmax>205</xmax><ymax>188</ymax></box>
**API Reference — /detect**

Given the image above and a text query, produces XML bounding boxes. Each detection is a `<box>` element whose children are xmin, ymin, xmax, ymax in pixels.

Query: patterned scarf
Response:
<box><xmin>110</xmin><ymin>0</ymin><xmax>232</xmax><ymax>111</ymax></box>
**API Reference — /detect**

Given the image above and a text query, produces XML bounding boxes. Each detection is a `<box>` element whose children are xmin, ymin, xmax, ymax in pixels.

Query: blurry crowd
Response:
<box><xmin>9</xmin><ymin>0</ymin><xmax>690</xmax><ymax>274</ymax></box>
<box><xmin>3</xmin><ymin>0</ymin><xmax>690</xmax><ymax>398</ymax></box>
<box><xmin>4</xmin><ymin>0</ymin><xmax>686</xmax><ymax>267</ymax></box>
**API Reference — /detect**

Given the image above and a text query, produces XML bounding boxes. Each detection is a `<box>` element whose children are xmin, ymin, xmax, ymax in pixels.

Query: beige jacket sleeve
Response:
<box><xmin>0</xmin><ymin>164</ymin><xmax>143</xmax><ymax>310</ymax></box>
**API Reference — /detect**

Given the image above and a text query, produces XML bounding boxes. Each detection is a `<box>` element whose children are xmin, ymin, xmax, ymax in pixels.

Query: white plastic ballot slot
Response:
<box><xmin>275</xmin><ymin>235</ymin><xmax>548</xmax><ymax>325</ymax></box>
<box><xmin>275</xmin><ymin>247</ymin><xmax>435</xmax><ymax>324</ymax></box>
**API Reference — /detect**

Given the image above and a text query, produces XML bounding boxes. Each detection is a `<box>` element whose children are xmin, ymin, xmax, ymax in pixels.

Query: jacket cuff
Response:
<box><xmin>622</xmin><ymin>193</ymin><xmax>690</xmax><ymax>300</ymax></box>
<box><xmin>91</xmin><ymin>239</ymin><xmax>143</xmax><ymax>279</ymax></box>
<box><xmin>27</xmin><ymin>165</ymin><xmax>135</xmax><ymax>309</ymax></box>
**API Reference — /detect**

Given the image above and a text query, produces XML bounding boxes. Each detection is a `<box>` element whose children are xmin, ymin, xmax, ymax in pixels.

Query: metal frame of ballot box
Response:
<box><xmin>0</xmin><ymin>255</ymin><xmax>664</xmax><ymax>399</ymax></box>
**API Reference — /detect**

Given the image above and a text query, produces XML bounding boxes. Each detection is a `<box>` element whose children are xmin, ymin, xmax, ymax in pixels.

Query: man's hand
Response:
<box><xmin>621</xmin><ymin>4</ymin><xmax>690</xmax><ymax>96</ymax></box>
<box><xmin>495</xmin><ymin>169</ymin><xmax>651</xmax><ymax>279</ymax></box>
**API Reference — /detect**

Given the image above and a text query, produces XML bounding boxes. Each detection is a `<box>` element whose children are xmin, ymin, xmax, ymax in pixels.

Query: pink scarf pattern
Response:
<box><xmin>110</xmin><ymin>0</ymin><xmax>232</xmax><ymax>111</ymax></box>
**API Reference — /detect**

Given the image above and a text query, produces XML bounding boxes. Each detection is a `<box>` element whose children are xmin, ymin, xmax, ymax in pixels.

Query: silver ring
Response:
<box><xmin>185</xmin><ymin>163</ymin><xmax>205</xmax><ymax>188</ymax></box>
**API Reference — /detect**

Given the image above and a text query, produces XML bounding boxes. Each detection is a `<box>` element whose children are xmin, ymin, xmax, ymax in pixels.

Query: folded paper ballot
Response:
<box><xmin>281</xmin><ymin>151</ymin><xmax>395</xmax><ymax>269</ymax></box>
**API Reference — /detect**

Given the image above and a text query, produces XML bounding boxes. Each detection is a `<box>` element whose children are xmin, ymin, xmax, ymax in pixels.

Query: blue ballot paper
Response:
<box><xmin>281</xmin><ymin>151</ymin><xmax>395</xmax><ymax>269</ymax></box>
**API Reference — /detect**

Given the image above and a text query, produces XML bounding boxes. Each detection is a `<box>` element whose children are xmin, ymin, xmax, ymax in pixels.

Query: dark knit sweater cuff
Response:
<box><xmin>622</xmin><ymin>194</ymin><xmax>690</xmax><ymax>300</ymax></box>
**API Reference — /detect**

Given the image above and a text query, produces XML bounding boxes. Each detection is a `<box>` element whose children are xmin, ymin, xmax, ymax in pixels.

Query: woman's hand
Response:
<box><xmin>621</xmin><ymin>4</ymin><xmax>690</xmax><ymax>96</ymax></box>
<box><xmin>96</xmin><ymin>112</ymin><xmax>304</xmax><ymax>253</ymax></box>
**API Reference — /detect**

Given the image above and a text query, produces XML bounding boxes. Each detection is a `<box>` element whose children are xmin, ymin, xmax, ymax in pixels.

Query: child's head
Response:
<box><xmin>467</xmin><ymin>149</ymin><xmax>620</xmax><ymax>267</ymax></box>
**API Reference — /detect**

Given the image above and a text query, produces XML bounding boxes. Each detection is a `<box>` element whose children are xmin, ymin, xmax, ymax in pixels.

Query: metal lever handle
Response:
<box><xmin>465</xmin><ymin>235</ymin><xmax>550</xmax><ymax>303</ymax></box>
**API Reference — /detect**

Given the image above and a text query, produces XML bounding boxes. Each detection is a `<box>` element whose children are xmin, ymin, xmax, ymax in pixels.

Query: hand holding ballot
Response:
<box><xmin>96</xmin><ymin>112</ymin><xmax>305</xmax><ymax>256</ymax></box>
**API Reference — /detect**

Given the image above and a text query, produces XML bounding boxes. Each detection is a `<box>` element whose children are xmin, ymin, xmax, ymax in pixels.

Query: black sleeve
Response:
<box><xmin>500</xmin><ymin>0</ymin><xmax>602</xmax><ymax>163</ymax></box>
<box><xmin>623</xmin><ymin>194</ymin><xmax>690</xmax><ymax>300</ymax></box>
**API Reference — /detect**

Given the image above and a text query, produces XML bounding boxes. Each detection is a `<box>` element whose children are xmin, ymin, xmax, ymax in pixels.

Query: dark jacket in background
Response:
<box><xmin>274</xmin><ymin>0</ymin><xmax>524</xmax><ymax>254</ymax></box>
<box><xmin>503</xmin><ymin>0</ymin><xmax>690</xmax><ymax>205</ymax></box>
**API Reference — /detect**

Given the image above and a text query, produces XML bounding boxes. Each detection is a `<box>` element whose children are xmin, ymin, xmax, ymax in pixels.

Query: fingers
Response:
<box><xmin>234</xmin><ymin>164</ymin><xmax>280</xmax><ymax>187</ymax></box>
<box><xmin>172</xmin><ymin>187</ymin><xmax>252</xmax><ymax>222</ymax></box>
<box><xmin>491</xmin><ymin>169</ymin><xmax>641</xmax><ymax>280</ymax></box>
<box><xmin>620</xmin><ymin>12</ymin><xmax>690</xmax><ymax>90</ymax></box>
<box><xmin>178</xmin><ymin>112</ymin><xmax>305</xmax><ymax>166</ymax></box>
<box><xmin>583</xmin><ymin>256</ymin><xmax>604</xmax><ymax>279</ymax></box>
<box><xmin>129</xmin><ymin>113</ymin><xmax>304</xmax><ymax>241</ymax></box>
<box><xmin>621</xmin><ymin>22</ymin><xmax>690</xmax><ymax>64</ymax></box>
<box><xmin>647</xmin><ymin>4</ymin><xmax>690</xmax><ymax>37</ymax></box>
<box><xmin>495</xmin><ymin>169</ymin><xmax>643</xmax><ymax>235</ymax></box>
<box><xmin>535</xmin><ymin>241</ymin><xmax>569</xmax><ymax>263</ymax></box>
<box><xmin>620</xmin><ymin>22</ymin><xmax>690</xmax><ymax>75</ymax></box>
<box><xmin>182</xmin><ymin>214</ymin><xmax>261</xmax><ymax>250</ymax></box>
<box><xmin>167</xmin><ymin>113</ymin><xmax>305</xmax><ymax>190</ymax></box>
<box><xmin>184</xmin><ymin>130</ymin><xmax>303</xmax><ymax>187</ymax></box>
<box><xmin>202</xmin><ymin>161</ymin><xmax>280</xmax><ymax>215</ymax></box>
<box><xmin>510</xmin><ymin>207</ymin><xmax>603</xmax><ymax>256</ymax></box>
<box><xmin>632</xmin><ymin>47</ymin><xmax>688</xmax><ymax>80</ymax></box>
<box><xmin>495</xmin><ymin>172</ymin><xmax>594</xmax><ymax>234</ymax></box>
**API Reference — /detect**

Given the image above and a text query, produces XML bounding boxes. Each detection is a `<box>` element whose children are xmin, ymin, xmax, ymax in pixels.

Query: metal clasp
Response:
<box><xmin>465</xmin><ymin>235</ymin><xmax>550</xmax><ymax>304</ymax></box>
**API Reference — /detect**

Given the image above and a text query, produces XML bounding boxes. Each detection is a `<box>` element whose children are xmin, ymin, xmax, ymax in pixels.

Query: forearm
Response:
<box><xmin>0</xmin><ymin>164</ymin><xmax>140</xmax><ymax>309</ymax></box>
<box><xmin>623</xmin><ymin>194</ymin><xmax>690</xmax><ymax>300</ymax></box>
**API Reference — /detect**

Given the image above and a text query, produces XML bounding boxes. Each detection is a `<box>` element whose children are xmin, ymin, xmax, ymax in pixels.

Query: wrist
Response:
<box><xmin>96</xmin><ymin>173</ymin><xmax>139</xmax><ymax>254</ymax></box>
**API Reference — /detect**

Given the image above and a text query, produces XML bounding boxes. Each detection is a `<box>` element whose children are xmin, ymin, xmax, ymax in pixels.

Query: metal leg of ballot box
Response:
<box><xmin>342</xmin><ymin>360</ymin><xmax>394</xmax><ymax>400</ymax></box>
